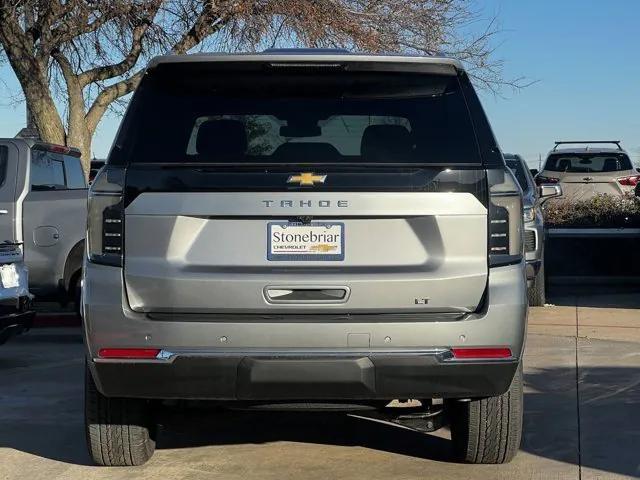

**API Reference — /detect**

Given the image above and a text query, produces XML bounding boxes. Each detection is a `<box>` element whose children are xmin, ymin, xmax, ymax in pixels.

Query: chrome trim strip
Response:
<box><xmin>154</xmin><ymin>348</ymin><xmax>451</xmax><ymax>362</ymax></box>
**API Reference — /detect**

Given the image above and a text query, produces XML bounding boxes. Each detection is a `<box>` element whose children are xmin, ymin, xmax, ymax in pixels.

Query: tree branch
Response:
<box><xmin>85</xmin><ymin>70</ymin><xmax>144</xmax><ymax>134</ymax></box>
<box><xmin>170</xmin><ymin>0</ymin><xmax>227</xmax><ymax>54</ymax></box>
<box><xmin>78</xmin><ymin>2</ymin><xmax>162</xmax><ymax>86</ymax></box>
<box><xmin>79</xmin><ymin>22</ymin><xmax>150</xmax><ymax>86</ymax></box>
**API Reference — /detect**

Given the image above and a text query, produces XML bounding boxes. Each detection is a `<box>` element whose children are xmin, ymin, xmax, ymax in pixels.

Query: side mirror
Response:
<box><xmin>539</xmin><ymin>184</ymin><xmax>562</xmax><ymax>203</ymax></box>
<box><xmin>636</xmin><ymin>167</ymin><xmax>640</xmax><ymax>173</ymax></box>
<box><xmin>530</xmin><ymin>168</ymin><xmax>539</xmax><ymax>177</ymax></box>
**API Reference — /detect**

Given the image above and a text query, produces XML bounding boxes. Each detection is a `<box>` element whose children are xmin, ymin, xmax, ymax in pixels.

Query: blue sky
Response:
<box><xmin>1</xmin><ymin>0</ymin><xmax>639</xmax><ymax>168</ymax></box>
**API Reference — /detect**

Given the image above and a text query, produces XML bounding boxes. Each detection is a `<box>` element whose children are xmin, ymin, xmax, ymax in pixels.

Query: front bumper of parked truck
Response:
<box><xmin>83</xmin><ymin>262</ymin><xmax>527</xmax><ymax>401</ymax></box>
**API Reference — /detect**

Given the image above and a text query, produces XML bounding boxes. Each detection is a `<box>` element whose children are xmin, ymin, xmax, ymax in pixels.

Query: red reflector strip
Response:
<box><xmin>98</xmin><ymin>348</ymin><xmax>161</xmax><ymax>359</ymax></box>
<box><xmin>451</xmin><ymin>347</ymin><xmax>513</xmax><ymax>359</ymax></box>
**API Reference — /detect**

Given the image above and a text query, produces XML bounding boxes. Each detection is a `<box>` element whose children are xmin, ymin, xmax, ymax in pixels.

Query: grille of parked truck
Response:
<box><xmin>83</xmin><ymin>50</ymin><xmax>528</xmax><ymax>466</ymax></box>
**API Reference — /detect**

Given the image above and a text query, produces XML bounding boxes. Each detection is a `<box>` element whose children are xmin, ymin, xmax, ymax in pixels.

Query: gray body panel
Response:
<box><xmin>22</xmin><ymin>189</ymin><xmax>87</xmax><ymax>294</ymax></box>
<box><xmin>124</xmin><ymin>192</ymin><xmax>488</xmax><ymax>314</ymax></box>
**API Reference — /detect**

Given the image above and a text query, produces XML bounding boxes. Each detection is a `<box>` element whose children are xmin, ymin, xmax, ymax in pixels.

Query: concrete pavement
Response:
<box><xmin>529</xmin><ymin>284</ymin><xmax>640</xmax><ymax>342</ymax></box>
<box><xmin>1</xmin><ymin>286</ymin><xmax>638</xmax><ymax>480</ymax></box>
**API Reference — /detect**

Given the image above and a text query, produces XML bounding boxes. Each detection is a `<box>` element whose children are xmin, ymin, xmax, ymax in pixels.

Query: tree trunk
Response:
<box><xmin>67</xmin><ymin>111</ymin><xmax>93</xmax><ymax>176</ymax></box>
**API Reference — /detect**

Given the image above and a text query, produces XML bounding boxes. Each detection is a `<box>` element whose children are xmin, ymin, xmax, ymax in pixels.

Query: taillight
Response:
<box><xmin>99</xmin><ymin>348</ymin><xmax>160</xmax><ymax>359</ymax></box>
<box><xmin>87</xmin><ymin>166</ymin><xmax>125</xmax><ymax>266</ymax></box>
<box><xmin>617</xmin><ymin>175</ymin><xmax>640</xmax><ymax>186</ymax></box>
<box><xmin>488</xmin><ymin>168</ymin><xmax>523</xmax><ymax>267</ymax></box>
<box><xmin>451</xmin><ymin>347</ymin><xmax>513</xmax><ymax>360</ymax></box>
<box><xmin>535</xmin><ymin>175</ymin><xmax>559</xmax><ymax>185</ymax></box>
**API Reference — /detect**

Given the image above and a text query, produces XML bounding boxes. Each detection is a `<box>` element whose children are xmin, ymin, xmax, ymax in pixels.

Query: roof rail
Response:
<box><xmin>553</xmin><ymin>140</ymin><xmax>622</xmax><ymax>151</ymax></box>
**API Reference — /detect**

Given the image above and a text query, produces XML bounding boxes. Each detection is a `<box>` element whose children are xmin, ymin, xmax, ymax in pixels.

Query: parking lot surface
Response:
<box><xmin>1</xmin><ymin>286</ymin><xmax>639</xmax><ymax>480</ymax></box>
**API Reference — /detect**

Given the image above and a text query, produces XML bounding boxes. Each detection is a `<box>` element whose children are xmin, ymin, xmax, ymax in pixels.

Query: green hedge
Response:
<box><xmin>543</xmin><ymin>193</ymin><xmax>640</xmax><ymax>228</ymax></box>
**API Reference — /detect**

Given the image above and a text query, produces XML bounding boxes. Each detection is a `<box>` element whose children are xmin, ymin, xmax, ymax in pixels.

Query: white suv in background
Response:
<box><xmin>536</xmin><ymin>141</ymin><xmax>638</xmax><ymax>201</ymax></box>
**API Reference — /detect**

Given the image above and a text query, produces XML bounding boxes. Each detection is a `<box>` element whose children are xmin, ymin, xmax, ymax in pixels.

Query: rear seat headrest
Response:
<box><xmin>360</xmin><ymin>125</ymin><xmax>413</xmax><ymax>162</ymax></box>
<box><xmin>196</xmin><ymin>120</ymin><xmax>247</xmax><ymax>159</ymax></box>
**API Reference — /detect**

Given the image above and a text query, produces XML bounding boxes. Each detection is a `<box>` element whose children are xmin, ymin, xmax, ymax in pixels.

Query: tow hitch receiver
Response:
<box><xmin>353</xmin><ymin>401</ymin><xmax>446</xmax><ymax>433</ymax></box>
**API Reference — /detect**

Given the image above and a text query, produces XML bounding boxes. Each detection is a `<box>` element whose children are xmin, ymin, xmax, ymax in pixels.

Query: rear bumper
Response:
<box><xmin>91</xmin><ymin>353</ymin><xmax>518</xmax><ymax>400</ymax></box>
<box><xmin>83</xmin><ymin>261</ymin><xmax>527</xmax><ymax>400</ymax></box>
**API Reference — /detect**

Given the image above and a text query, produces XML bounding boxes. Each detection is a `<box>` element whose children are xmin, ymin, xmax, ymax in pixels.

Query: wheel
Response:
<box><xmin>527</xmin><ymin>262</ymin><xmax>545</xmax><ymax>306</ymax></box>
<box><xmin>446</xmin><ymin>363</ymin><xmax>523</xmax><ymax>464</ymax></box>
<box><xmin>85</xmin><ymin>363</ymin><xmax>156</xmax><ymax>466</ymax></box>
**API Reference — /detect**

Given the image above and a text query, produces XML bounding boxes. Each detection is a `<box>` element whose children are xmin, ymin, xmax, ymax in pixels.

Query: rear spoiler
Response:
<box><xmin>553</xmin><ymin>140</ymin><xmax>622</xmax><ymax>151</ymax></box>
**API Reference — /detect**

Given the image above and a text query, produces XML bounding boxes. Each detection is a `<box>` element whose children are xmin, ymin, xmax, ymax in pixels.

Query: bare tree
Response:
<box><xmin>0</xmin><ymin>0</ymin><xmax>518</xmax><ymax>172</ymax></box>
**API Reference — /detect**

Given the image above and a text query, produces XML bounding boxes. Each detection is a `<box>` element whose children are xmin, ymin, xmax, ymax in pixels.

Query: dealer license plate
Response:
<box><xmin>267</xmin><ymin>222</ymin><xmax>344</xmax><ymax>261</ymax></box>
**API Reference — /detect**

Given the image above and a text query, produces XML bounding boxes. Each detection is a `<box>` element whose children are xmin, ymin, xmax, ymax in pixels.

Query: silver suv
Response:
<box><xmin>505</xmin><ymin>154</ymin><xmax>561</xmax><ymax>306</ymax></box>
<box><xmin>83</xmin><ymin>51</ymin><xmax>527</xmax><ymax>466</ymax></box>
<box><xmin>0</xmin><ymin>139</ymin><xmax>87</xmax><ymax>306</ymax></box>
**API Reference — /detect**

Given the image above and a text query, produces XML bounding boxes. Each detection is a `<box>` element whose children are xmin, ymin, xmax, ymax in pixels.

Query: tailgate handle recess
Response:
<box><xmin>264</xmin><ymin>286</ymin><xmax>350</xmax><ymax>304</ymax></box>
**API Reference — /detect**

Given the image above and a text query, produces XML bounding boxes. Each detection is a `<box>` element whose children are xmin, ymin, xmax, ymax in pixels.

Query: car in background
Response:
<box><xmin>536</xmin><ymin>141</ymin><xmax>638</xmax><ymax>201</ymax></box>
<box><xmin>89</xmin><ymin>159</ymin><xmax>106</xmax><ymax>183</ymax></box>
<box><xmin>0</xmin><ymin>139</ymin><xmax>87</xmax><ymax>309</ymax></box>
<box><xmin>505</xmin><ymin>154</ymin><xmax>561</xmax><ymax>306</ymax></box>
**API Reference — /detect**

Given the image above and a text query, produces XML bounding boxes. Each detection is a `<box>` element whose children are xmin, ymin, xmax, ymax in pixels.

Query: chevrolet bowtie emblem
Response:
<box><xmin>287</xmin><ymin>172</ymin><xmax>327</xmax><ymax>186</ymax></box>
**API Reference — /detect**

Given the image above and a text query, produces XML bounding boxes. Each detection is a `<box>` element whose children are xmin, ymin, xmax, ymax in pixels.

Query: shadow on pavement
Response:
<box><xmin>2</xmin><ymin>356</ymin><xmax>638</xmax><ymax>477</ymax></box>
<box><xmin>546</xmin><ymin>282</ymin><xmax>640</xmax><ymax>308</ymax></box>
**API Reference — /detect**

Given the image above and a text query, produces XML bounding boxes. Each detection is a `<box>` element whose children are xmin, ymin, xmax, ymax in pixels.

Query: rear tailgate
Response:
<box><xmin>559</xmin><ymin>172</ymin><xmax>624</xmax><ymax>200</ymax></box>
<box><xmin>111</xmin><ymin>58</ymin><xmax>501</xmax><ymax>315</ymax></box>
<box><xmin>123</xmin><ymin>168</ymin><xmax>488</xmax><ymax>314</ymax></box>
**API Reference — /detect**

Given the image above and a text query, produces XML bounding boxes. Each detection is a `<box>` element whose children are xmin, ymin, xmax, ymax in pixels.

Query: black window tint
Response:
<box><xmin>0</xmin><ymin>146</ymin><xmax>7</xmax><ymax>186</ymax></box>
<box><xmin>505</xmin><ymin>159</ymin><xmax>528</xmax><ymax>191</ymax></box>
<box><xmin>31</xmin><ymin>150</ymin><xmax>66</xmax><ymax>190</ymax></box>
<box><xmin>118</xmin><ymin>65</ymin><xmax>484</xmax><ymax>165</ymax></box>
<box><xmin>63</xmin><ymin>156</ymin><xmax>86</xmax><ymax>188</ymax></box>
<box><xmin>544</xmin><ymin>153</ymin><xmax>632</xmax><ymax>173</ymax></box>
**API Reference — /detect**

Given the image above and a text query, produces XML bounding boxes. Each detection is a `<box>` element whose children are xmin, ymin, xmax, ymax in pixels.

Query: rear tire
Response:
<box><xmin>85</xmin><ymin>363</ymin><xmax>156</xmax><ymax>466</ymax></box>
<box><xmin>446</xmin><ymin>363</ymin><xmax>523</xmax><ymax>464</ymax></box>
<box><xmin>527</xmin><ymin>262</ymin><xmax>545</xmax><ymax>306</ymax></box>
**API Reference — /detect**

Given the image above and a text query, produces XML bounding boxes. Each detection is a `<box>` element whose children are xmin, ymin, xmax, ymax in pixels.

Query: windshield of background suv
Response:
<box><xmin>118</xmin><ymin>66</ymin><xmax>483</xmax><ymax>165</ymax></box>
<box><xmin>544</xmin><ymin>153</ymin><xmax>632</xmax><ymax>173</ymax></box>
<box><xmin>505</xmin><ymin>158</ymin><xmax>529</xmax><ymax>191</ymax></box>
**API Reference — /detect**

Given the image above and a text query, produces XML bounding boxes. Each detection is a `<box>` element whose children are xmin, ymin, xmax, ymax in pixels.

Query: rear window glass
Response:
<box><xmin>544</xmin><ymin>153</ymin><xmax>632</xmax><ymax>173</ymax></box>
<box><xmin>31</xmin><ymin>149</ymin><xmax>86</xmax><ymax>190</ymax></box>
<box><xmin>0</xmin><ymin>146</ymin><xmax>7</xmax><ymax>186</ymax></box>
<box><xmin>118</xmin><ymin>67</ymin><xmax>483</xmax><ymax>165</ymax></box>
<box><xmin>505</xmin><ymin>158</ymin><xmax>529</xmax><ymax>191</ymax></box>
